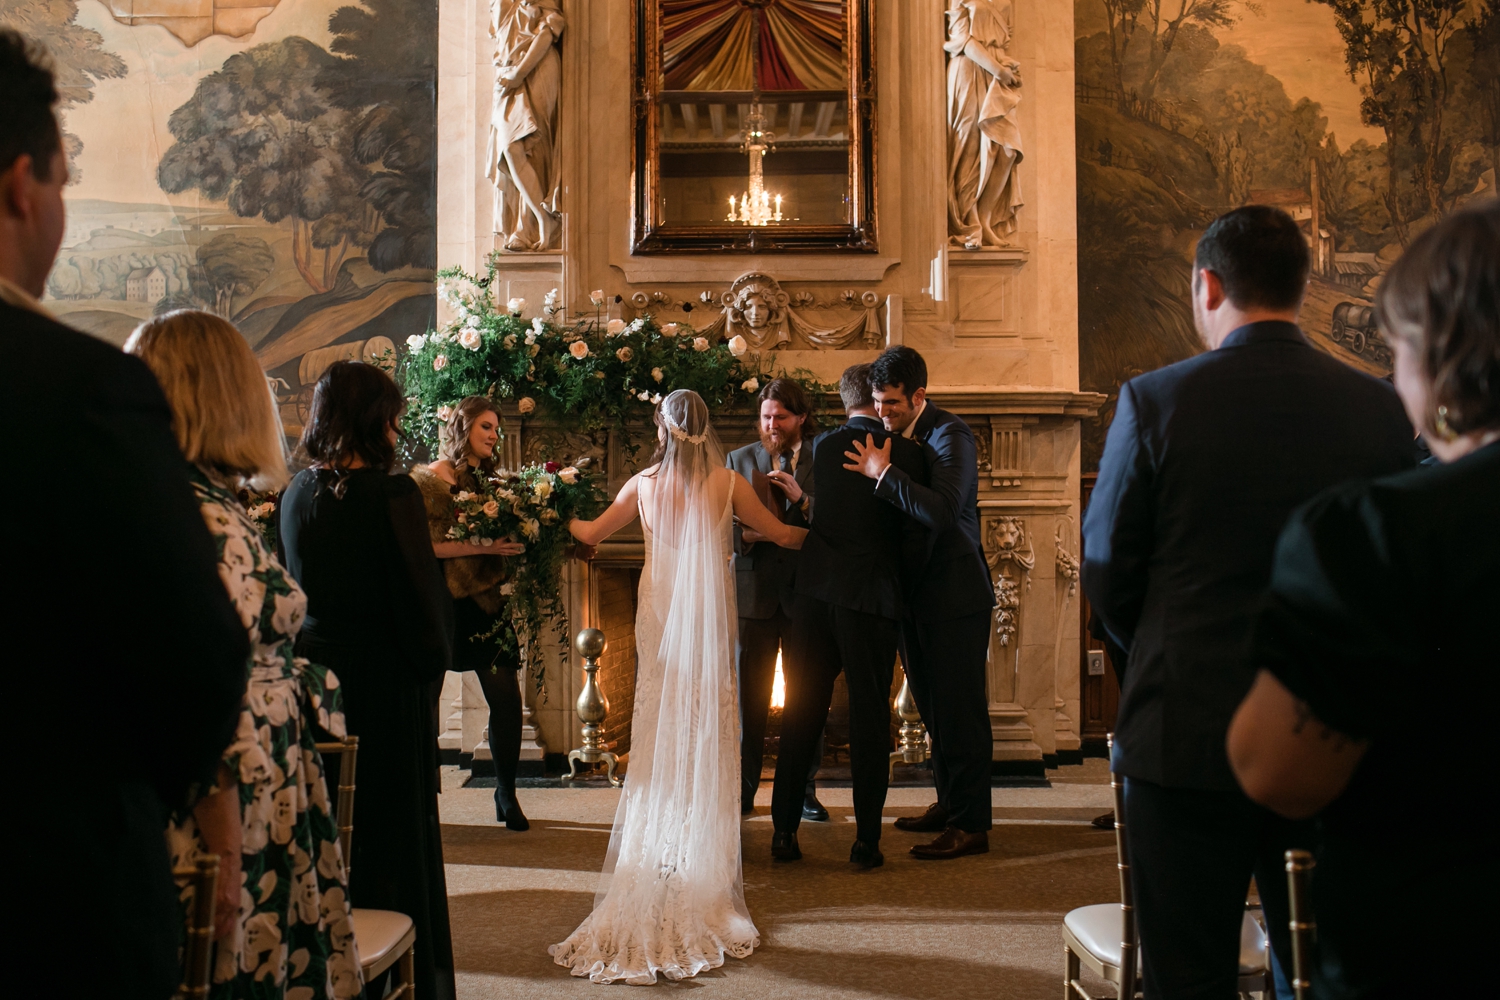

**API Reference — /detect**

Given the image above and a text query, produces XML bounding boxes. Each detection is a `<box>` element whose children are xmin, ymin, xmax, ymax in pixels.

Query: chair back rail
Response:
<box><xmin>1285</xmin><ymin>848</ymin><xmax>1316</xmax><ymax>1000</ymax></box>
<box><xmin>173</xmin><ymin>854</ymin><xmax>220</xmax><ymax>1000</ymax></box>
<box><xmin>315</xmin><ymin>736</ymin><xmax>359</xmax><ymax>878</ymax></box>
<box><xmin>1110</xmin><ymin>767</ymin><xmax>1139</xmax><ymax>998</ymax></box>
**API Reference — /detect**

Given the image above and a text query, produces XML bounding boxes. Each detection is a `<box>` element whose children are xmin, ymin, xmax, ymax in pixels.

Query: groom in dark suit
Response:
<box><xmin>2</xmin><ymin>30</ymin><xmax>249</xmax><ymax>999</ymax></box>
<box><xmin>726</xmin><ymin>378</ymin><xmax>826</xmax><ymax>820</ymax></box>
<box><xmin>845</xmin><ymin>346</ymin><xmax>996</xmax><ymax>860</ymax></box>
<box><xmin>770</xmin><ymin>365</ymin><xmax>928</xmax><ymax>868</ymax></box>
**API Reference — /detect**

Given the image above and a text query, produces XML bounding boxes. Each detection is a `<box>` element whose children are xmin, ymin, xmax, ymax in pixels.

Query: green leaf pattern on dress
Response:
<box><xmin>167</xmin><ymin>469</ymin><xmax>364</xmax><ymax>999</ymax></box>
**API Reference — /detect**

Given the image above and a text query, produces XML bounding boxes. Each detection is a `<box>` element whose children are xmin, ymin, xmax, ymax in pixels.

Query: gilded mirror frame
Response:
<box><xmin>631</xmin><ymin>0</ymin><xmax>877</xmax><ymax>254</ymax></box>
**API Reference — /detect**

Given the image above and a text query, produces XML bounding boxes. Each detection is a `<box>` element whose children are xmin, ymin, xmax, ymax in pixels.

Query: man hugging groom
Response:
<box><xmin>772</xmin><ymin>348</ymin><xmax>996</xmax><ymax>867</ymax></box>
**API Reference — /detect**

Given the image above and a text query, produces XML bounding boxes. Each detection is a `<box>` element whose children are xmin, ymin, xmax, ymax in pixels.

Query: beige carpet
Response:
<box><xmin>439</xmin><ymin>760</ymin><xmax>1122</xmax><ymax>998</ymax></box>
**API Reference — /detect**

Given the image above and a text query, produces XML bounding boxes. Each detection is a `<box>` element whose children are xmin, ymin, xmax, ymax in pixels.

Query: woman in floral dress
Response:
<box><xmin>127</xmin><ymin>311</ymin><xmax>363</xmax><ymax>1000</ymax></box>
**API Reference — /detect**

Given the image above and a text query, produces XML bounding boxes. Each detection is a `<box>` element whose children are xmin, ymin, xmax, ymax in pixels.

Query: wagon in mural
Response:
<box><xmin>1330</xmin><ymin>301</ymin><xmax>1390</xmax><ymax>365</ymax></box>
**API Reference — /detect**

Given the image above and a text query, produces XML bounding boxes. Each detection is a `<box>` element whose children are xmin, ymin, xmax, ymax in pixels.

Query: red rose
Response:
<box><xmin>545</xmin><ymin>461</ymin><xmax>560</xmax><ymax>472</ymax></box>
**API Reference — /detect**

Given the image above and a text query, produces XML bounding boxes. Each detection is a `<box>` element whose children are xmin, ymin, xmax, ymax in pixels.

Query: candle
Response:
<box><xmin>774</xmin><ymin>194</ymin><xmax>782</xmax><ymax>220</ymax></box>
<box><xmin>727</xmin><ymin>195</ymin><xmax>736</xmax><ymax>221</ymax></box>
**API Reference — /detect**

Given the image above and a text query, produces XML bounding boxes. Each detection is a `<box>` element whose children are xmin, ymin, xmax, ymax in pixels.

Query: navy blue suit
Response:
<box><xmin>1082</xmin><ymin>321</ymin><xmax>1414</xmax><ymax>999</ymax></box>
<box><xmin>873</xmin><ymin>401</ymin><xmax>996</xmax><ymax>833</ymax></box>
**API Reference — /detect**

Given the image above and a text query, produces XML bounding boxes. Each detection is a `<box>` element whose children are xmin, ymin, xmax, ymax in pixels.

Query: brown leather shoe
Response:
<box><xmin>893</xmin><ymin>802</ymin><xmax>949</xmax><ymax>833</ymax></box>
<box><xmin>910</xmin><ymin>827</ymin><xmax>989</xmax><ymax>860</ymax></box>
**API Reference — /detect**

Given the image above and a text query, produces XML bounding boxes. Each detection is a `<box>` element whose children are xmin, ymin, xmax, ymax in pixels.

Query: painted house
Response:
<box><xmin>125</xmin><ymin>266</ymin><xmax>166</xmax><ymax>304</ymax></box>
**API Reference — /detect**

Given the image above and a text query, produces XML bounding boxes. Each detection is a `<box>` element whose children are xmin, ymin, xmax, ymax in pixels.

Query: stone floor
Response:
<box><xmin>439</xmin><ymin>758</ymin><xmax>1129</xmax><ymax>998</ymax></box>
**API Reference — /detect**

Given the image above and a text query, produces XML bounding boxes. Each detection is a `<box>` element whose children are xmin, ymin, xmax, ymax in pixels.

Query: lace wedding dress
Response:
<box><xmin>550</xmin><ymin>393</ymin><xmax>759</xmax><ymax>984</ymax></box>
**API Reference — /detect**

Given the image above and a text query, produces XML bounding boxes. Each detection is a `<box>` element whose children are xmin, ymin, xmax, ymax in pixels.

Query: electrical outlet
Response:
<box><xmin>1087</xmin><ymin>650</ymin><xmax>1106</xmax><ymax>676</ymax></box>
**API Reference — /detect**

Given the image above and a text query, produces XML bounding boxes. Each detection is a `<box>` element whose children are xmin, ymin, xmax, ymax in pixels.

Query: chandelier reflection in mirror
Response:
<box><xmin>632</xmin><ymin>0</ymin><xmax>877</xmax><ymax>253</ymax></box>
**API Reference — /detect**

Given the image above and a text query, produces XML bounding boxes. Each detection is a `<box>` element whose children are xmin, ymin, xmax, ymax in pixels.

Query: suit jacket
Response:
<box><xmin>1082</xmin><ymin>321</ymin><xmax>1415</xmax><ymax>790</ymax></box>
<box><xmin>872</xmin><ymin>401</ymin><xmax>995</xmax><ymax>622</ymax></box>
<box><xmin>0</xmin><ymin>299</ymin><xmax>249</xmax><ymax>996</ymax></box>
<box><xmin>797</xmin><ymin>415</ymin><xmax>929</xmax><ymax>619</ymax></box>
<box><xmin>727</xmin><ymin>438</ymin><xmax>814</xmax><ymax>619</ymax></box>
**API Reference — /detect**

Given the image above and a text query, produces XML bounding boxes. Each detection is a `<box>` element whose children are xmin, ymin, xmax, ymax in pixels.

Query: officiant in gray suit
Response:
<box><xmin>727</xmin><ymin>378</ymin><xmax>827</xmax><ymax>821</ymax></box>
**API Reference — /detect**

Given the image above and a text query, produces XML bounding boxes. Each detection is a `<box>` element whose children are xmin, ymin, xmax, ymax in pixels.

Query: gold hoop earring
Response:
<box><xmin>1434</xmin><ymin>405</ymin><xmax>1458</xmax><ymax>441</ymax></box>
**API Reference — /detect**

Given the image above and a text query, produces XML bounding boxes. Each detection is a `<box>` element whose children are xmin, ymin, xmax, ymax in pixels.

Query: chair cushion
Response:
<box><xmin>1064</xmin><ymin>905</ymin><xmax>1267</xmax><ymax>976</ymax></box>
<box><xmin>1064</xmin><ymin>904</ymin><xmax>1127</xmax><ymax>967</ymax></box>
<box><xmin>352</xmin><ymin>908</ymin><xmax>415</xmax><ymax>969</ymax></box>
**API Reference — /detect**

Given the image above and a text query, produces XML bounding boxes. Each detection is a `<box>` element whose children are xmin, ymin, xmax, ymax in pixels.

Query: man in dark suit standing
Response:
<box><xmin>1082</xmin><ymin>205</ymin><xmax>1415</xmax><ymax>998</ymax></box>
<box><xmin>726</xmin><ymin>378</ymin><xmax>827</xmax><ymax>820</ymax></box>
<box><xmin>845</xmin><ymin>346</ymin><xmax>996</xmax><ymax>860</ymax></box>
<box><xmin>770</xmin><ymin>364</ymin><xmax>928</xmax><ymax>868</ymax></box>
<box><xmin>1</xmin><ymin>31</ymin><xmax>249</xmax><ymax>999</ymax></box>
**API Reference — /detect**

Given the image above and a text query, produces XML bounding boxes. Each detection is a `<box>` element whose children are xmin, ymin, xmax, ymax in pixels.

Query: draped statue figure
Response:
<box><xmin>488</xmin><ymin>0</ymin><xmax>564</xmax><ymax>251</ymax></box>
<box><xmin>945</xmin><ymin>0</ymin><xmax>1024</xmax><ymax>248</ymax></box>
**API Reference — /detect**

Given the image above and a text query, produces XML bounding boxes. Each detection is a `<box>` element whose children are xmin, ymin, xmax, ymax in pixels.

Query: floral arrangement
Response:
<box><xmin>446</xmin><ymin>461</ymin><xmax>609</xmax><ymax>680</ymax></box>
<box><xmin>239</xmin><ymin>488</ymin><xmax>280</xmax><ymax>554</ymax></box>
<box><xmin>397</xmin><ymin>255</ymin><xmax>832</xmax><ymax>452</ymax></box>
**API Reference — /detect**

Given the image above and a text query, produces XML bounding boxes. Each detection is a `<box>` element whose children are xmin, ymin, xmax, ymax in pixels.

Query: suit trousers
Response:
<box><xmin>1123</xmin><ymin>776</ymin><xmax>1309</xmax><ymax>1000</ymax></box>
<box><xmin>901</xmin><ymin>611</ymin><xmax>994</xmax><ymax>833</ymax></box>
<box><xmin>737</xmin><ymin>611</ymin><xmax>818</xmax><ymax>800</ymax></box>
<box><xmin>775</xmin><ymin>594</ymin><xmax>899</xmax><ymax>844</ymax></box>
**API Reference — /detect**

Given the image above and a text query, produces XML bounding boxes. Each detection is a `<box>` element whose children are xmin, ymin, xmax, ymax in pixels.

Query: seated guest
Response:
<box><xmin>280</xmin><ymin>360</ymin><xmax>459</xmax><ymax>1000</ymax></box>
<box><xmin>2</xmin><ymin>32</ymin><xmax>248</xmax><ymax>999</ymax></box>
<box><xmin>411</xmin><ymin>396</ymin><xmax>531</xmax><ymax>829</ymax></box>
<box><xmin>126</xmin><ymin>311</ymin><xmax>363</xmax><ymax>998</ymax></box>
<box><xmin>1230</xmin><ymin>202</ymin><xmax>1500</xmax><ymax>999</ymax></box>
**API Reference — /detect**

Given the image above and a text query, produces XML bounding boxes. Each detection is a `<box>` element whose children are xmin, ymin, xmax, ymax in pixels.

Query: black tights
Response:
<box><xmin>474</xmin><ymin>665</ymin><xmax>522</xmax><ymax>805</ymax></box>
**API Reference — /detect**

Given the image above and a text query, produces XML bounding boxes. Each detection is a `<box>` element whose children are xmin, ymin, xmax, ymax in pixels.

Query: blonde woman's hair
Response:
<box><xmin>125</xmin><ymin>309</ymin><xmax>289</xmax><ymax>491</ymax></box>
<box><xmin>438</xmin><ymin>395</ymin><xmax>502</xmax><ymax>473</ymax></box>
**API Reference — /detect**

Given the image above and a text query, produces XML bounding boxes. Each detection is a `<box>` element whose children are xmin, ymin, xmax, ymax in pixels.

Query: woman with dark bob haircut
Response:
<box><xmin>280</xmin><ymin>360</ymin><xmax>460</xmax><ymax>999</ymax></box>
<box><xmin>1228</xmin><ymin>202</ymin><xmax>1499</xmax><ymax>999</ymax></box>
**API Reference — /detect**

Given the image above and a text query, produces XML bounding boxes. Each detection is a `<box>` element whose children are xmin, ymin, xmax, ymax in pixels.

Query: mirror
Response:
<box><xmin>632</xmin><ymin>0</ymin><xmax>877</xmax><ymax>254</ymax></box>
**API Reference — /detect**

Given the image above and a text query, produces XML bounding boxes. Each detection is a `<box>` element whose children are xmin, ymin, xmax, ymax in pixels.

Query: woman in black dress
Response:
<box><xmin>280</xmin><ymin>360</ymin><xmax>458</xmax><ymax>1000</ymax></box>
<box><xmin>411</xmin><ymin>396</ymin><xmax>531</xmax><ymax>829</ymax></box>
<box><xmin>1229</xmin><ymin>203</ymin><xmax>1500</xmax><ymax>999</ymax></box>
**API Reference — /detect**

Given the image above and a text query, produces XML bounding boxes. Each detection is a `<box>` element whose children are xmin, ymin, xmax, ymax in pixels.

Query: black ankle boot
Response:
<box><xmin>495</xmin><ymin>788</ymin><xmax>529</xmax><ymax>831</ymax></box>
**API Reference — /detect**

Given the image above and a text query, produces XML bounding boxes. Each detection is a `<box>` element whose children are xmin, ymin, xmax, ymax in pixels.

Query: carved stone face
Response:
<box><xmin>991</xmin><ymin>518</ymin><xmax>1022</xmax><ymax>551</ymax></box>
<box><xmin>740</xmin><ymin>290</ymin><xmax>771</xmax><ymax>330</ymax></box>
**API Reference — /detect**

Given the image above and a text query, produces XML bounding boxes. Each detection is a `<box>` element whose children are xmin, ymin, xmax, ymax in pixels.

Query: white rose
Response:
<box><xmin>405</xmin><ymin>333</ymin><xmax>428</xmax><ymax>351</ymax></box>
<box><xmin>517</xmin><ymin>396</ymin><xmax>536</xmax><ymax>414</ymax></box>
<box><xmin>457</xmin><ymin>329</ymin><xmax>482</xmax><ymax>351</ymax></box>
<box><xmin>480</xmin><ymin>536</ymin><xmax>493</xmax><ymax>546</ymax></box>
<box><xmin>692</xmin><ymin>337</ymin><xmax>710</xmax><ymax>352</ymax></box>
<box><xmin>616</xmin><ymin>346</ymin><xmax>633</xmax><ymax>362</ymax></box>
<box><xmin>638</xmin><ymin>390</ymin><xmax>651</xmax><ymax>401</ymax></box>
<box><xmin>741</xmin><ymin>377</ymin><xmax>760</xmax><ymax>392</ymax></box>
<box><xmin>455</xmin><ymin>490</ymin><xmax>476</xmax><ymax>502</ymax></box>
<box><xmin>728</xmin><ymin>334</ymin><xmax>748</xmax><ymax>357</ymax></box>
<box><xmin>569</xmin><ymin>341</ymin><xmax>590</xmax><ymax>359</ymax></box>
<box><xmin>437</xmin><ymin>404</ymin><xmax>455</xmax><ymax>421</ymax></box>
<box><xmin>606</xmin><ymin>318</ymin><xmax>626</xmax><ymax>337</ymax></box>
<box><xmin>559</xmin><ymin>466</ymin><xmax>579</xmax><ymax>484</ymax></box>
<box><xmin>660</xmin><ymin>322</ymin><xmax>679</xmax><ymax>337</ymax></box>
<box><xmin>432</xmin><ymin>353</ymin><xmax>448</xmax><ymax>371</ymax></box>
<box><xmin>464</xmin><ymin>314</ymin><xmax>481</xmax><ymax>330</ymax></box>
<box><xmin>590</xmin><ymin>289</ymin><xmax>606</xmax><ymax>306</ymax></box>
<box><xmin>533</xmin><ymin>478</ymin><xmax>552</xmax><ymax>499</ymax></box>
<box><xmin>506</xmin><ymin>297</ymin><xmax>525</xmax><ymax>314</ymax></box>
<box><xmin>651</xmin><ymin>367</ymin><xmax>664</xmax><ymax>382</ymax></box>
<box><xmin>482</xmin><ymin>500</ymin><xmax>500</xmax><ymax>518</ymax></box>
<box><xmin>532</xmin><ymin>316</ymin><xmax>545</xmax><ymax>335</ymax></box>
<box><xmin>503</xmin><ymin>334</ymin><xmax>517</xmax><ymax>350</ymax></box>
<box><xmin>628</xmin><ymin>318</ymin><xmax>645</xmax><ymax>334</ymax></box>
<box><xmin>652</xmin><ymin>393</ymin><xmax>663</xmax><ymax>404</ymax></box>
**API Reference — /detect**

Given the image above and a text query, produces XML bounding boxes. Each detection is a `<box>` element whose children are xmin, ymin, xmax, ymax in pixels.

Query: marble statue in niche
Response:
<box><xmin>489</xmin><ymin>0</ymin><xmax>565</xmax><ymax>251</ymax></box>
<box><xmin>945</xmin><ymin>0</ymin><xmax>1024</xmax><ymax>248</ymax></box>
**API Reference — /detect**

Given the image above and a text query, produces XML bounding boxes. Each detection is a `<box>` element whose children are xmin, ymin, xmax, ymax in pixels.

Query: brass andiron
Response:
<box><xmin>563</xmin><ymin>627</ymin><xmax>622</xmax><ymax>787</ymax></box>
<box><xmin>888</xmin><ymin>673</ymin><xmax>929</xmax><ymax>781</ymax></box>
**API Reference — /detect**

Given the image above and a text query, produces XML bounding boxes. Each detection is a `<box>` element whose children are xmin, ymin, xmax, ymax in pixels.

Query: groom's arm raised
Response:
<box><xmin>846</xmin><ymin>423</ymin><xmax>974</xmax><ymax>534</ymax></box>
<box><xmin>731</xmin><ymin>472</ymin><xmax>807</xmax><ymax>550</ymax></box>
<box><xmin>568</xmin><ymin>474</ymin><xmax>642</xmax><ymax>547</ymax></box>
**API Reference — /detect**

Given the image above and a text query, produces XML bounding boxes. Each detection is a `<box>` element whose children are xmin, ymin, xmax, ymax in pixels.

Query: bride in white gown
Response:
<box><xmin>553</xmin><ymin>389</ymin><xmax>807</xmax><ymax>985</ymax></box>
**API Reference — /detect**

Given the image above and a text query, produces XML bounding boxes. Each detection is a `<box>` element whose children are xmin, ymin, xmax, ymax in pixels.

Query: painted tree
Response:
<box><xmin>318</xmin><ymin>0</ymin><xmax>438</xmax><ymax>271</ymax></box>
<box><xmin>0</xmin><ymin>0</ymin><xmax>126</xmax><ymax>183</ymax></box>
<box><xmin>1097</xmin><ymin>0</ymin><xmax>1236</xmax><ymax>106</ymax></box>
<box><xmin>196</xmin><ymin>233</ymin><xmax>275</xmax><ymax>317</ymax></box>
<box><xmin>1465</xmin><ymin>0</ymin><xmax>1500</xmax><ymax>181</ymax></box>
<box><xmin>157</xmin><ymin>37</ymin><xmax>379</xmax><ymax>293</ymax></box>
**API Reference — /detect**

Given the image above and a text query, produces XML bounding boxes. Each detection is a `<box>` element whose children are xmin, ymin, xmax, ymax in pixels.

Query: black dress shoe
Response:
<box><xmin>849</xmin><ymin>840</ymin><xmax>884</xmax><ymax>869</ymax></box>
<box><xmin>802</xmin><ymin>791</ymin><xmax>830</xmax><ymax>823</ymax></box>
<box><xmin>893</xmin><ymin>802</ymin><xmax>949</xmax><ymax>832</ymax></box>
<box><xmin>1091</xmin><ymin>812</ymin><xmax>1115</xmax><ymax>830</ymax></box>
<box><xmin>771</xmin><ymin>831</ymin><xmax>802</xmax><ymax>861</ymax></box>
<box><xmin>495</xmin><ymin>793</ymin><xmax>530</xmax><ymax>832</ymax></box>
<box><xmin>741</xmin><ymin>800</ymin><xmax>756</xmax><ymax>816</ymax></box>
<box><xmin>910</xmin><ymin>827</ymin><xmax>988</xmax><ymax>860</ymax></box>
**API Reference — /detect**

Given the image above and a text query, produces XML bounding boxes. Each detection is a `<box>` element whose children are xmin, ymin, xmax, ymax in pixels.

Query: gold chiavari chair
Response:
<box><xmin>1062</xmin><ymin>738</ymin><xmax>1270</xmax><ymax>999</ymax></box>
<box><xmin>1285</xmin><ymin>849</ymin><xmax>1316</xmax><ymax>1000</ymax></box>
<box><xmin>316</xmin><ymin>736</ymin><xmax>418</xmax><ymax>999</ymax></box>
<box><xmin>173</xmin><ymin>854</ymin><xmax>220</xmax><ymax>1000</ymax></box>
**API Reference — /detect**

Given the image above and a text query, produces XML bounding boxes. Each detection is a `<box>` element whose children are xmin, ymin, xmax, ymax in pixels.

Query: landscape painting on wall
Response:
<box><xmin>1075</xmin><ymin>0</ymin><xmax>1500</xmax><ymax>467</ymax></box>
<box><xmin>2</xmin><ymin>0</ymin><xmax>437</xmax><ymax>441</ymax></box>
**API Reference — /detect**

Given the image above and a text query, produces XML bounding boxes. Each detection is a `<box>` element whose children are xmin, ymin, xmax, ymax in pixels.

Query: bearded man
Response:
<box><xmin>726</xmin><ymin>378</ymin><xmax>827</xmax><ymax>820</ymax></box>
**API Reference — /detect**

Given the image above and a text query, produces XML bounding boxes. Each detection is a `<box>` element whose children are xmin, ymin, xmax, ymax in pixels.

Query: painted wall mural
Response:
<box><xmin>1075</xmin><ymin>0</ymin><xmax>1500</xmax><ymax>468</ymax></box>
<box><xmin>2</xmin><ymin>0</ymin><xmax>437</xmax><ymax>440</ymax></box>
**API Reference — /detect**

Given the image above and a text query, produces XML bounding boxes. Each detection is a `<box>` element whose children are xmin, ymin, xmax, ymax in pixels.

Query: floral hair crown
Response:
<box><xmin>662</xmin><ymin>410</ymin><xmax>708</xmax><ymax>446</ymax></box>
